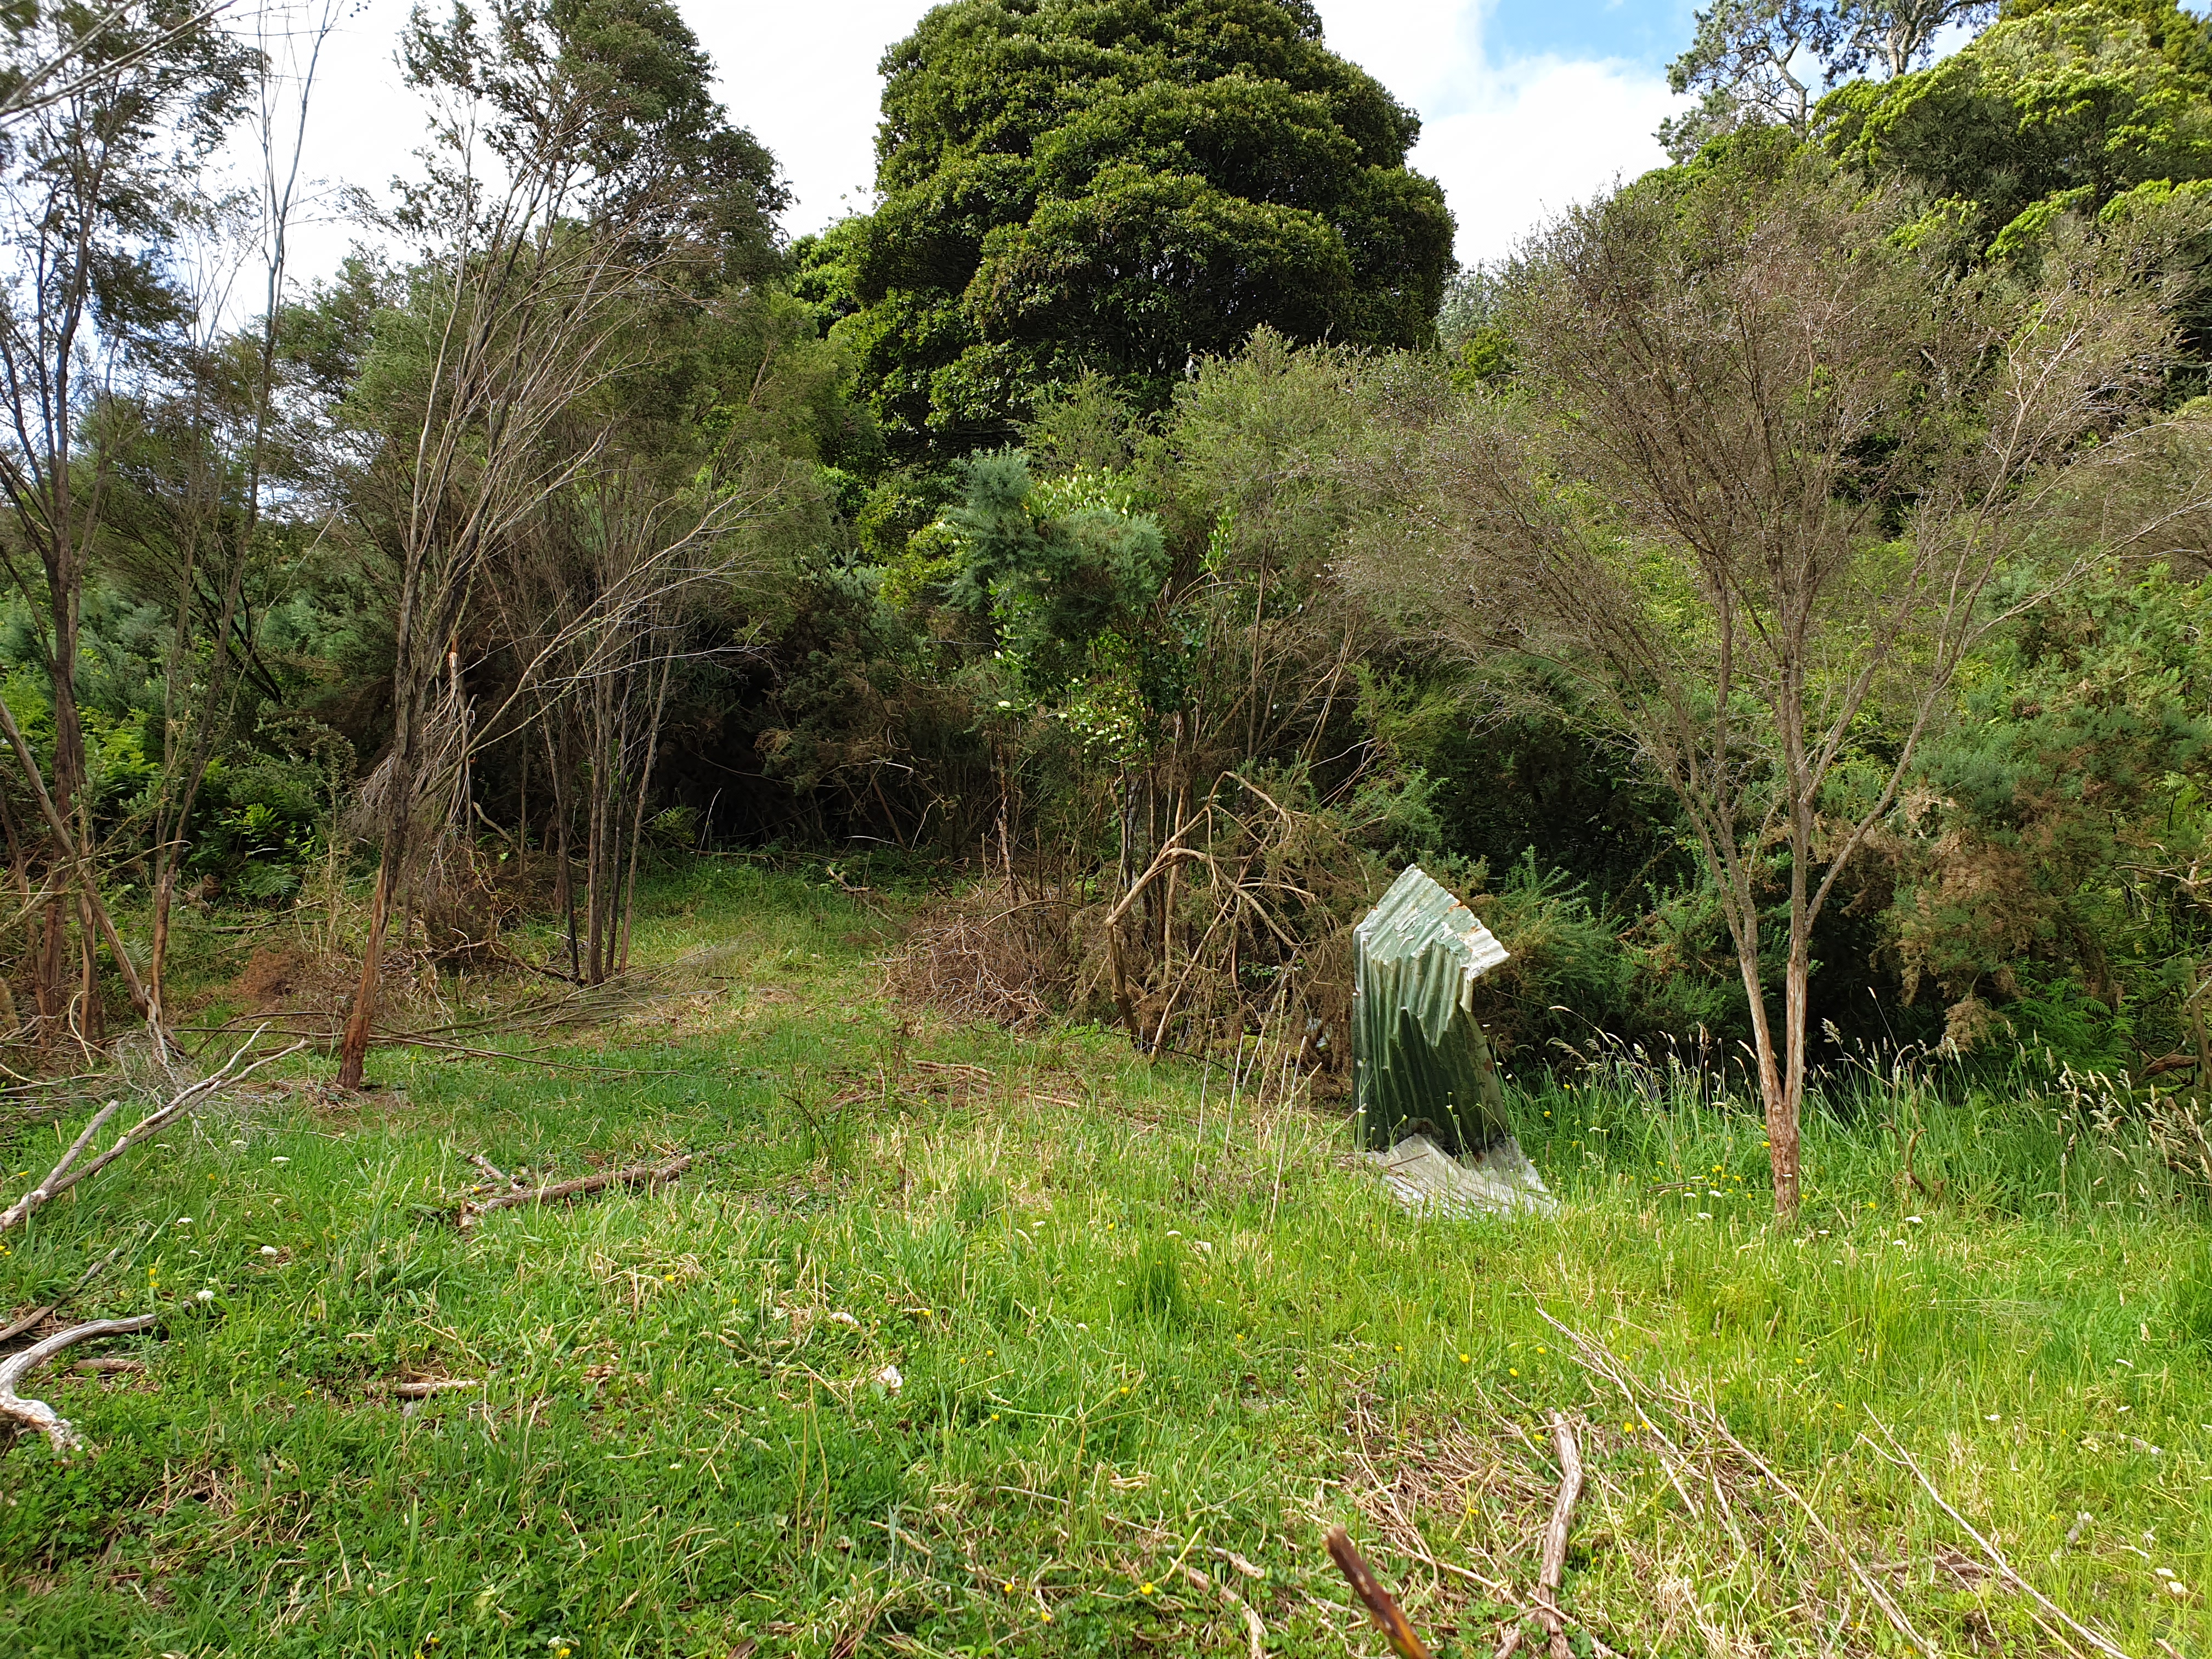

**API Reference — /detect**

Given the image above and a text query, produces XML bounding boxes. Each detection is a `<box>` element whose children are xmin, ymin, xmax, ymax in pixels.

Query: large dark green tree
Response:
<box><xmin>797</xmin><ymin>0</ymin><xmax>1453</xmax><ymax>459</ymax></box>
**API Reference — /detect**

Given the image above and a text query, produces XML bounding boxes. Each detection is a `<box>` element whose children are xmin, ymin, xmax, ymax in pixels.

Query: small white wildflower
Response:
<box><xmin>270</xmin><ymin>1156</ymin><xmax>289</xmax><ymax>1165</ymax></box>
<box><xmin>261</xmin><ymin>1245</ymin><xmax>279</xmax><ymax>1258</ymax></box>
<box><xmin>830</xmin><ymin>1311</ymin><xmax>859</xmax><ymax>1327</ymax></box>
<box><xmin>195</xmin><ymin>1289</ymin><xmax>215</xmax><ymax>1302</ymax></box>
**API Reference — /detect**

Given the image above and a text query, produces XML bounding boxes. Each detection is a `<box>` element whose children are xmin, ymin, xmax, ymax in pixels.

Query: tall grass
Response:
<box><xmin>0</xmin><ymin>862</ymin><xmax>2205</xmax><ymax>1657</ymax></box>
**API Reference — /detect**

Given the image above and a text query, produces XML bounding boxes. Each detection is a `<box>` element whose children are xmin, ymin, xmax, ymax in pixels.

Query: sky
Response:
<box><xmin>270</xmin><ymin>0</ymin><xmax>1697</xmax><ymax>286</ymax></box>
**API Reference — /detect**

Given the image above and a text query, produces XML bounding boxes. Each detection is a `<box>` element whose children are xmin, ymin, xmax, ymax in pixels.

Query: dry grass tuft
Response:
<box><xmin>883</xmin><ymin>879</ymin><xmax>1073</xmax><ymax>1029</ymax></box>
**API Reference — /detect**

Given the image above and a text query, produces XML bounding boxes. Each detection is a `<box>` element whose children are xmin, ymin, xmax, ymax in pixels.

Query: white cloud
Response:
<box><xmin>1412</xmin><ymin>55</ymin><xmax>1681</xmax><ymax>263</ymax></box>
<box><xmin>1313</xmin><ymin>1</ymin><xmax>1681</xmax><ymax>264</ymax></box>
<box><xmin>251</xmin><ymin>1</ymin><xmax>1683</xmax><ymax>289</ymax></box>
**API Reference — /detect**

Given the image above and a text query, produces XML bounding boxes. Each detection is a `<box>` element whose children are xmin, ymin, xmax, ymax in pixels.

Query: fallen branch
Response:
<box><xmin>1</xmin><ymin>1099</ymin><xmax>119</xmax><ymax>1232</ymax></box>
<box><xmin>457</xmin><ymin>1152</ymin><xmax>695</xmax><ymax>1229</ymax></box>
<box><xmin>1325</xmin><ymin>1524</ymin><xmax>1434</xmax><ymax>1659</ymax></box>
<box><xmin>1869</xmin><ymin>1414</ymin><xmax>2134</xmax><ymax>1659</ymax></box>
<box><xmin>1532</xmin><ymin>1412</ymin><xmax>1584</xmax><ymax>1659</ymax></box>
<box><xmin>0</xmin><ymin>1239</ymin><xmax>130</xmax><ymax>1344</ymax></box>
<box><xmin>1539</xmin><ymin>1309</ymin><xmax>1935</xmax><ymax>1657</ymax></box>
<box><xmin>0</xmin><ymin>1034</ymin><xmax>302</xmax><ymax>1234</ymax></box>
<box><xmin>0</xmin><ymin>1313</ymin><xmax>158</xmax><ymax>1454</ymax></box>
<box><xmin>466</xmin><ymin>1152</ymin><xmax>520</xmax><ymax>1188</ymax></box>
<box><xmin>393</xmin><ymin>1378</ymin><xmax>480</xmax><ymax>1398</ymax></box>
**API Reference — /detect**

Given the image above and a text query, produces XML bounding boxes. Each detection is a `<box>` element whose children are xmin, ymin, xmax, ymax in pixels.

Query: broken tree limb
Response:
<box><xmin>465</xmin><ymin>1152</ymin><xmax>517</xmax><ymax>1188</ymax></box>
<box><xmin>0</xmin><ymin>1313</ymin><xmax>158</xmax><ymax>1454</ymax></box>
<box><xmin>1869</xmin><ymin>1414</ymin><xmax>2133</xmax><ymax>1659</ymax></box>
<box><xmin>457</xmin><ymin>1152</ymin><xmax>695</xmax><ymax>1229</ymax></box>
<box><xmin>393</xmin><ymin>1378</ymin><xmax>481</xmax><ymax>1398</ymax></box>
<box><xmin>0</xmin><ymin>1239</ymin><xmax>132</xmax><ymax>1344</ymax></box>
<box><xmin>1536</xmin><ymin>1412</ymin><xmax>1585</xmax><ymax>1659</ymax></box>
<box><xmin>1325</xmin><ymin>1525</ymin><xmax>1434</xmax><ymax>1659</ymax></box>
<box><xmin>1538</xmin><ymin>1309</ymin><xmax>1936</xmax><ymax>1658</ymax></box>
<box><xmin>0</xmin><ymin>1098</ymin><xmax>119</xmax><ymax>1233</ymax></box>
<box><xmin>0</xmin><ymin>1033</ymin><xmax>302</xmax><ymax>1234</ymax></box>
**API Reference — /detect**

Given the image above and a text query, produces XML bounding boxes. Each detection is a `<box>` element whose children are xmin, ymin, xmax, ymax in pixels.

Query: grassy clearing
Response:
<box><xmin>2</xmin><ymin>860</ymin><xmax>2210</xmax><ymax>1658</ymax></box>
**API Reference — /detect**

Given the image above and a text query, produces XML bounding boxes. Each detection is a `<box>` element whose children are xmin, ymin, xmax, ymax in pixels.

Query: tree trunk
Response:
<box><xmin>1775</xmin><ymin>938</ymin><xmax>1809</xmax><ymax>1220</ymax></box>
<box><xmin>614</xmin><ymin>652</ymin><xmax>674</xmax><ymax>975</ymax></box>
<box><xmin>336</xmin><ymin>833</ymin><xmax>400</xmax><ymax>1090</ymax></box>
<box><xmin>149</xmin><ymin>867</ymin><xmax>174</xmax><ymax>1029</ymax></box>
<box><xmin>74</xmin><ymin>889</ymin><xmax>100</xmax><ymax>1045</ymax></box>
<box><xmin>584</xmin><ymin>755</ymin><xmax>605</xmax><ymax>985</ymax></box>
<box><xmin>1728</xmin><ymin>903</ymin><xmax>1802</xmax><ymax>1220</ymax></box>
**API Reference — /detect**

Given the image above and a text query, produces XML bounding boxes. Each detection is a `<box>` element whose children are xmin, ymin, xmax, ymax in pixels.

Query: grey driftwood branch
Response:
<box><xmin>0</xmin><ymin>1313</ymin><xmax>158</xmax><ymax>1454</ymax></box>
<box><xmin>0</xmin><ymin>1030</ymin><xmax>304</xmax><ymax>1234</ymax></box>
<box><xmin>456</xmin><ymin>1152</ymin><xmax>695</xmax><ymax>1229</ymax></box>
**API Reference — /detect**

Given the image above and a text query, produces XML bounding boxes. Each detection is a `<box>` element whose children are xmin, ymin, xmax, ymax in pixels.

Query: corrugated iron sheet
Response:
<box><xmin>1352</xmin><ymin>865</ymin><xmax>1513</xmax><ymax>1154</ymax></box>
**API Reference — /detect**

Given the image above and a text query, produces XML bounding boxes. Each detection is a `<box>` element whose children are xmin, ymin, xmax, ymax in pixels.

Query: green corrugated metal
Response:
<box><xmin>1352</xmin><ymin>865</ymin><xmax>1513</xmax><ymax>1155</ymax></box>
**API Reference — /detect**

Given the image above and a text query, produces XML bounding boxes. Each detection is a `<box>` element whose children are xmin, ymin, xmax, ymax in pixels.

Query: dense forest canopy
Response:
<box><xmin>792</xmin><ymin>0</ymin><xmax>1454</xmax><ymax>456</ymax></box>
<box><xmin>1</xmin><ymin>0</ymin><xmax>2211</xmax><ymax>1209</ymax></box>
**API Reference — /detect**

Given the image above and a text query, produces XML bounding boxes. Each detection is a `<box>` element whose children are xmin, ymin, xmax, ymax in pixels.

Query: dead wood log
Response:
<box><xmin>1325</xmin><ymin>1525</ymin><xmax>1433</xmax><ymax>1659</ymax></box>
<box><xmin>1</xmin><ymin>1313</ymin><xmax>158</xmax><ymax>1454</ymax></box>
<box><xmin>1870</xmin><ymin>1415</ymin><xmax>2132</xmax><ymax>1659</ymax></box>
<box><xmin>465</xmin><ymin>1152</ymin><xmax>520</xmax><ymax>1188</ymax></box>
<box><xmin>457</xmin><ymin>1152</ymin><xmax>694</xmax><ymax>1229</ymax></box>
<box><xmin>1533</xmin><ymin>1412</ymin><xmax>1585</xmax><ymax>1659</ymax></box>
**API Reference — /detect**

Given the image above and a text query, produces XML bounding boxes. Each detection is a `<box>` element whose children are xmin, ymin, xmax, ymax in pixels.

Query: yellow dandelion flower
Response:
<box><xmin>1141</xmin><ymin>1583</ymin><xmax>1155</xmax><ymax>1595</ymax></box>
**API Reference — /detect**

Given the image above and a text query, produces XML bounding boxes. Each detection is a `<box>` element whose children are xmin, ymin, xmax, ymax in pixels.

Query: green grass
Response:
<box><xmin>1</xmin><ymin>859</ymin><xmax>2209</xmax><ymax>1657</ymax></box>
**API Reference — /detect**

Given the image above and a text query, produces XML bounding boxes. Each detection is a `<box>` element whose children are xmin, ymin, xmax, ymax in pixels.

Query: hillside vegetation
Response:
<box><xmin>8</xmin><ymin>1</ymin><xmax>2212</xmax><ymax>1652</ymax></box>
<box><xmin>2</xmin><ymin>868</ymin><xmax>2207</xmax><ymax>1657</ymax></box>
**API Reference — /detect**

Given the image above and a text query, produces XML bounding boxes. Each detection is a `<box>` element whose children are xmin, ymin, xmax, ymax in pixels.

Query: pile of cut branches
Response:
<box><xmin>892</xmin><ymin>771</ymin><xmax>1378</xmax><ymax>1076</ymax></box>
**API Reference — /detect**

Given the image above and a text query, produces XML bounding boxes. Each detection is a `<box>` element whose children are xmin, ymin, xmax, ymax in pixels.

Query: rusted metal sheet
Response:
<box><xmin>1352</xmin><ymin>865</ymin><xmax>1513</xmax><ymax>1156</ymax></box>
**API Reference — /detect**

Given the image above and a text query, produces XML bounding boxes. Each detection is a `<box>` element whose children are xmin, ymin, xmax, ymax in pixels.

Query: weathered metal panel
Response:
<box><xmin>1352</xmin><ymin>865</ymin><xmax>1513</xmax><ymax>1155</ymax></box>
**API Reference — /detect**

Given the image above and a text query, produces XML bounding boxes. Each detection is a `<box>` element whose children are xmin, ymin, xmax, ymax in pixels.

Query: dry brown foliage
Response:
<box><xmin>883</xmin><ymin>879</ymin><xmax>1074</xmax><ymax>1030</ymax></box>
<box><xmin>885</xmin><ymin>780</ymin><xmax>1377</xmax><ymax>1084</ymax></box>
